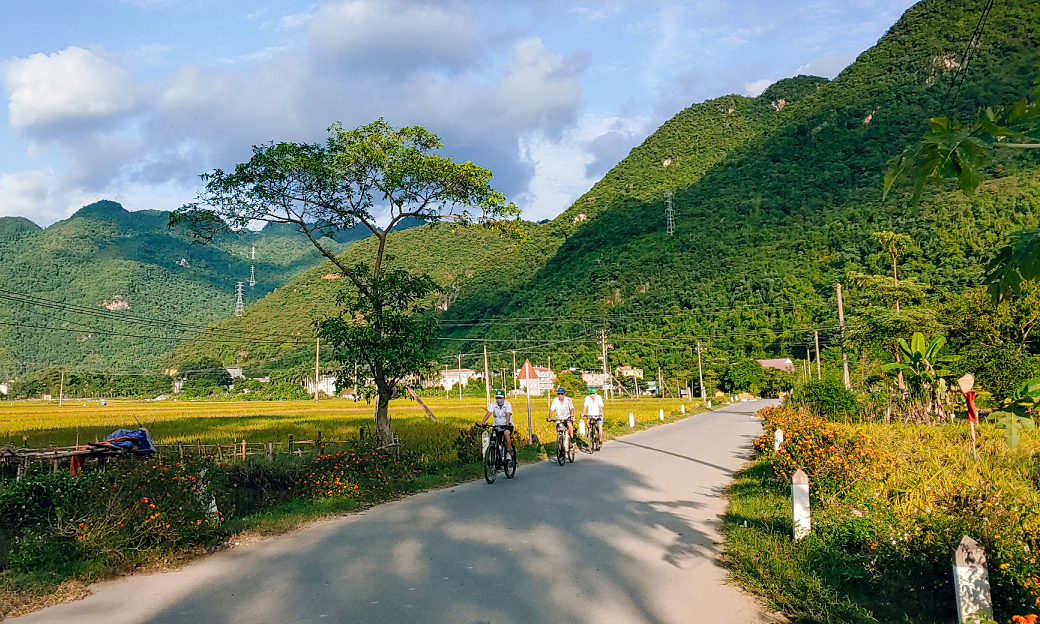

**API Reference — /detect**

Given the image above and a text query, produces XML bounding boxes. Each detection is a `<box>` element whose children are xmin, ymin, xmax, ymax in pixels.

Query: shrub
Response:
<box><xmin>754</xmin><ymin>405</ymin><xmax>889</xmax><ymax>496</ymax></box>
<box><xmin>790</xmin><ymin>378</ymin><xmax>860</xmax><ymax>421</ymax></box>
<box><xmin>295</xmin><ymin>438</ymin><xmax>423</xmax><ymax>499</ymax></box>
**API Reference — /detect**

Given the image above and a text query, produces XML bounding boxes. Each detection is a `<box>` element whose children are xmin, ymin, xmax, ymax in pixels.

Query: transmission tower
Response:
<box><xmin>234</xmin><ymin>282</ymin><xmax>245</xmax><ymax>316</ymax></box>
<box><xmin>665</xmin><ymin>191</ymin><xmax>675</xmax><ymax>236</ymax></box>
<box><xmin>249</xmin><ymin>246</ymin><xmax>256</xmax><ymax>287</ymax></box>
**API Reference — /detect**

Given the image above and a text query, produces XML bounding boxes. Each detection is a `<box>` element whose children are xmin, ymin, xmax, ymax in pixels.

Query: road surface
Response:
<box><xmin>18</xmin><ymin>400</ymin><xmax>776</xmax><ymax>624</ymax></box>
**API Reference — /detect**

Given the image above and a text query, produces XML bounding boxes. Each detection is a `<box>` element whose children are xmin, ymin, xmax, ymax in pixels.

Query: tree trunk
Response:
<box><xmin>373</xmin><ymin>392</ymin><xmax>394</xmax><ymax>445</ymax></box>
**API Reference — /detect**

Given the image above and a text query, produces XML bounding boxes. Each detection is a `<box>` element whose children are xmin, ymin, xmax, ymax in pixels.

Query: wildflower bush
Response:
<box><xmin>294</xmin><ymin>437</ymin><xmax>425</xmax><ymax>499</ymax></box>
<box><xmin>754</xmin><ymin>405</ymin><xmax>890</xmax><ymax>495</ymax></box>
<box><xmin>731</xmin><ymin>402</ymin><xmax>1040</xmax><ymax>623</ymax></box>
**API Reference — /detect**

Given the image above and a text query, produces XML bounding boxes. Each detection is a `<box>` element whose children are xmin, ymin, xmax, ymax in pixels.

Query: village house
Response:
<box><xmin>757</xmin><ymin>358</ymin><xmax>796</xmax><ymax>373</ymax></box>
<box><xmin>516</xmin><ymin>360</ymin><xmax>556</xmax><ymax>395</ymax></box>
<box><xmin>439</xmin><ymin>368</ymin><xmax>478</xmax><ymax>392</ymax></box>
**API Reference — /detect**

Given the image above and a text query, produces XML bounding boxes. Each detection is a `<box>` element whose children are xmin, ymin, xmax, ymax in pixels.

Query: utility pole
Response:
<box><xmin>837</xmin><ymin>283</ymin><xmax>851</xmax><ymax>389</ymax></box>
<box><xmin>58</xmin><ymin>369</ymin><xmax>65</xmax><ymax>407</ymax></box>
<box><xmin>511</xmin><ymin>350</ymin><xmax>517</xmax><ymax>393</ymax></box>
<box><xmin>483</xmin><ymin>345</ymin><xmax>491</xmax><ymax>408</ymax></box>
<box><xmin>457</xmin><ymin>354</ymin><xmax>463</xmax><ymax>401</ymax></box>
<box><xmin>600</xmin><ymin>330</ymin><xmax>610</xmax><ymax>400</ymax></box>
<box><xmin>355</xmin><ymin>361</ymin><xmax>359</xmax><ymax>402</ymax></box>
<box><xmin>814</xmin><ymin>330</ymin><xmax>822</xmax><ymax>380</ymax></box>
<box><xmin>696</xmin><ymin>342</ymin><xmax>706</xmax><ymax>401</ymax></box>
<box><xmin>658</xmin><ymin>367</ymin><xmax>664</xmax><ymax>397</ymax></box>
<box><xmin>315</xmin><ymin>338</ymin><xmax>320</xmax><ymax>403</ymax></box>
<box><xmin>443</xmin><ymin>364</ymin><xmax>448</xmax><ymax>399</ymax></box>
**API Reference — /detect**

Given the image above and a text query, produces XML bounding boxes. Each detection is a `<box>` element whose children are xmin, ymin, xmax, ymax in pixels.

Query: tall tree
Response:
<box><xmin>171</xmin><ymin>120</ymin><xmax>521</xmax><ymax>443</ymax></box>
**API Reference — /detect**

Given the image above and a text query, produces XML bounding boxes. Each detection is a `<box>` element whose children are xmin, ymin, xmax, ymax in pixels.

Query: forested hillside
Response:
<box><xmin>0</xmin><ymin>200</ymin><xmax>361</xmax><ymax>376</ymax></box>
<box><xmin>178</xmin><ymin>0</ymin><xmax>1040</xmax><ymax>390</ymax></box>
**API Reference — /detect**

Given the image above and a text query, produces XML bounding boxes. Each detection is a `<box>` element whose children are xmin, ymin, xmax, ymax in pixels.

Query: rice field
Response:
<box><xmin>0</xmin><ymin>395</ymin><xmax>712</xmax><ymax>461</ymax></box>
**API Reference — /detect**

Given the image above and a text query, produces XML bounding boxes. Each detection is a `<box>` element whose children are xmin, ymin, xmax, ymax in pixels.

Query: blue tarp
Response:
<box><xmin>103</xmin><ymin>428</ymin><xmax>156</xmax><ymax>454</ymax></box>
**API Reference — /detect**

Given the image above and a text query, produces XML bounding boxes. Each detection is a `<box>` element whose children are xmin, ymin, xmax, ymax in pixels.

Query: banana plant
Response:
<box><xmin>991</xmin><ymin>378</ymin><xmax>1040</xmax><ymax>449</ymax></box>
<box><xmin>881</xmin><ymin>333</ymin><xmax>956</xmax><ymax>419</ymax></box>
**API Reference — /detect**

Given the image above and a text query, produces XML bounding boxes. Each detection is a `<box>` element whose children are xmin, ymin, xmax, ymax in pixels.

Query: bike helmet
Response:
<box><xmin>557</xmin><ymin>387</ymin><xmax>566</xmax><ymax>394</ymax></box>
<box><xmin>588</xmin><ymin>387</ymin><xmax>596</xmax><ymax>393</ymax></box>
<box><xmin>495</xmin><ymin>390</ymin><xmax>505</xmax><ymax>397</ymax></box>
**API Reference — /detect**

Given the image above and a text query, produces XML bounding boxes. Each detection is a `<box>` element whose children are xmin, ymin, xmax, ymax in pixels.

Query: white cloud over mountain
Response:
<box><xmin>6</xmin><ymin>46</ymin><xmax>139</xmax><ymax>129</ymax></box>
<box><xmin>0</xmin><ymin>0</ymin><xmax>918</xmax><ymax>226</ymax></box>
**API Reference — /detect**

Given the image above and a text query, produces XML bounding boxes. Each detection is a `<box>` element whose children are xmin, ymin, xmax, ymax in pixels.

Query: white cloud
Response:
<box><xmin>796</xmin><ymin>52</ymin><xmax>858</xmax><ymax>79</ymax></box>
<box><xmin>0</xmin><ymin>170</ymin><xmax>81</xmax><ymax>224</ymax></box>
<box><xmin>307</xmin><ymin>0</ymin><xmax>483</xmax><ymax>72</ymax></box>
<box><xmin>5</xmin><ymin>46</ymin><xmax>139</xmax><ymax>129</ymax></box>
<box><xmin>743</xmin><ymin>79</ymin><xmax>771</xmax><ymax>96</ymax></box>
<box><xmin>519</xmin><ymin>113</ymin><xmax>646</xmax><ymax>220</ymax></box>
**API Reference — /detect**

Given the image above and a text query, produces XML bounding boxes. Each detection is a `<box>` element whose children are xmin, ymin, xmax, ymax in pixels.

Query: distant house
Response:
<box><xmin>440</xmin><ymin>368</ymin><xmax>478</xmax><ymax>392</ymax></box>
<box><xmin>757</xmin><ymin>358</ymin><xmax>795</xmax><ymax>373</ymax></box>
<box><xmin>581</xmin><ymin>372</ymin><xmax>610</xmax><ymax>389</ymax></box>
<box><xmin>303</xmin><ymin>375</ymin><xmax>337</xmax><ymax>396</ymax></box>
<box><xmin>616</xmin><ymin>366</ymin><xmax>644</xmax><ymax>379</ymax></box>
<box><xmin>0</xmin><ymin>381</ymin><xmax>9</xmax><ymax>396</ymax></box>
<box><xmin>225</xmin><ymin>367</ymin><xmax>245</xmax><ymax>379</ymax></box>
<box><xmin>517</xmin><ymin>360</ymin><xmax>556</xmax><ymax>395</ymax></box>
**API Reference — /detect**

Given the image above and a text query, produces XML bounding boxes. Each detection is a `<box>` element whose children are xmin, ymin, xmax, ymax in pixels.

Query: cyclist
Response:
<box><xmin>477</xmin><ymin>390</ymin><xmax>514</xmax><ymax>456</ymax></box>
<box><xmin>547</xmin><ymin>386</ymin><xmax>576</xmax><ymax>441</ymax></box>
<box><xmin>582</xmin><ymin>386</ymin><xmax>605</xmax><ymax>443</ymax></box>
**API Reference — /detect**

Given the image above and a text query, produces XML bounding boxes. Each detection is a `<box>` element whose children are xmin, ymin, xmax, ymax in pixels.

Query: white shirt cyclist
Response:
<box><xmin>584</xmin><ymin>393</ymin><xmax>604</xmax><ymax>418</ymax></box>
<box><xmin>550</xmin><ymin>396</ymin><xmax>576</xmax><ymax>420</ymax></box>
<box><xmin>489</xmin><ymin>400</ymin><xmax>513</xmax><ymax>426</ymax></box>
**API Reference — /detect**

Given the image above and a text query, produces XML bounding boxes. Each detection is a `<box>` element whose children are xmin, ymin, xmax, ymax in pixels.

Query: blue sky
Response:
<box><xmin>0</xmin><ymin>0</ymin><xmax>918</xmax><ymax>226</ymax></box>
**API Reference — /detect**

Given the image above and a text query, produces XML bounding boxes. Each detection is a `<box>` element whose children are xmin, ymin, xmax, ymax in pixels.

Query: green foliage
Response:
<box><xmin>953</xmin><ymin>343</ymin><xmax>1040</xmax><ymax>401</ymax></box>
<box><xmin>991</xmin><ymin>378</ymin><xmax>1040</xmax><ymax>448</ymax></box>
<box><xmin>555</xmin><ymin>371</ymin><xmax>586</xmax><ymax>397</ymax></box>
<box><xmin>790</xmin><ymin>379</ymin><xmax>860</xmax><ymax>421</ymax></box>
<box><xmin>721</xmin><ymin>359</ymin><xmax>764</xmax><ymax>394</ymax></box>
<box><xmin>316</xmin><ymin>264</ymin><xmax>437</xmax><ymax>396</ymax></box>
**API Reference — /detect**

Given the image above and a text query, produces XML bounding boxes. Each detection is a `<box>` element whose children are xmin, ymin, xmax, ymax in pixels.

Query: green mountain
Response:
<box><xmin>0</xmin><ymin>200</ymin><xmax>362</xmax><ymax>376</ymax></box>
<box><xmin>180</xmin><ymin>0</ymin><xmax>1040</xmax><ymax>386</ymax></box>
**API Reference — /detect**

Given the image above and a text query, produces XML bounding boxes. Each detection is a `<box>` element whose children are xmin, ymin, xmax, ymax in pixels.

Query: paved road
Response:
<box><xmin>18</xmin><ymin>400</ymin><xmax>776</xmax><ymax>624</ymax></box>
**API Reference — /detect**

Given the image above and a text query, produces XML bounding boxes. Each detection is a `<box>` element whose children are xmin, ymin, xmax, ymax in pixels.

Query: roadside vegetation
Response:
<box><xmin>725</xmin><ymin>401</ymin><xmax>1040</xmax><ymax>624</ymax></box>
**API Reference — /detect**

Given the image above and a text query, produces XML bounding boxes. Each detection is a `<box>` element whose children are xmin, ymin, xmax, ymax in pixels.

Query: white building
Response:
<box><xmin>440</xmin><ymin>368</ymin><xmax>478</xmax><ymax>391</ymax></box>
<box><xmin>517</xmin><ymin>360</ymin><xmax>555</xmax><ymax>395</ymax></box>
<box><xmin>0</xmin><ymin>381</ymin><xmax>10</xmax><ymax>396</ymax></box>
<box><xmin>304</xmin><ymin>375</ymin><xmax>337</xmax><ymax>396</ymax></box>
<box><xmin>581</xmin><ymin>372</ymin><xmax>610</xmax><ymax>389</ymax></box>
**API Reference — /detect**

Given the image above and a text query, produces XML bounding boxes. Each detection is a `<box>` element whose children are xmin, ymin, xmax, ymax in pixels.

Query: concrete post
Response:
<box><xmin>774</xmin><ymin>428</ymin><xmax>784</xmax><ymax>452</ymax></box>
<box><xmin>628</xmin><ymin>412</ymin><xmax>635</xmax><ymax>427</ymax></box>
<box><xmin>659</xmin><ymin>408</ymin><xmax>664</xmax><ymax>420</ymax></box>
<box><xmin>792</xmin><ymin>469</ymin><xmax>810</xmax><ymax>540</ymax></box>
<box><xmin>952</xmin><ymin>535</ymin><xmax>992</xmax><ymax>624</ymax></box>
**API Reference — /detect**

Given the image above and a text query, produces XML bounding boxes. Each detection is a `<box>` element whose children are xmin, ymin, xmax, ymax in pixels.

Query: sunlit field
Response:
<box><xmin>0</xmin><ymin>395</ymin><xmax>713</xmax><ymax>458</ymax></box>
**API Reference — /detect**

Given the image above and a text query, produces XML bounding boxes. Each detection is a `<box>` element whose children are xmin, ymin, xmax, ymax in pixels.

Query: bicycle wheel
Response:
<box><xmin>484</xmin><ymin>444</ymin><xmax>498</xmax><ymax>484</ymax></box>
<box><xmin>556</xmin><ymin>431</ymin><xmax>566</xmax><ymax>466</ymax></box>
<box><xmin>567</xmin><ymin>432</ymin><xmax>575</xmax><ymax>463</ymax></box>
<box><xmin>590</xmin><ymin>427</ymin><xmax>598</xmax><ymax>453</ymax></box>
<box><xmin>505</xmin><ymin>445</ymin><xmax>517</xmax><ymax>478</ymax></box>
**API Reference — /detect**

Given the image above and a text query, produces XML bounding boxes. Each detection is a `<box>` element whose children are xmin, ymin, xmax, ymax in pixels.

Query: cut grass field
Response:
<box><xmin>0</xmin><ymin>395</ymin><xmax>711</xmax><ymax>460</ymax></box>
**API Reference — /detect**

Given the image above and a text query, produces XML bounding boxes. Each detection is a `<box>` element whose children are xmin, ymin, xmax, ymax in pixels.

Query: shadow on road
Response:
<box><xmin>613</xmin><ymin>440</ymin><xmax>734</xmax><ymax>475</ymax></box>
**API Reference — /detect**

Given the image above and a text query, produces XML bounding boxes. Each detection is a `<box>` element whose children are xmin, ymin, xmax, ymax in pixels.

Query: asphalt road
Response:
<box><xmin>17</xmin><ymin>400</ymin><xmax>776</xmax><ymax>624</ymax></box>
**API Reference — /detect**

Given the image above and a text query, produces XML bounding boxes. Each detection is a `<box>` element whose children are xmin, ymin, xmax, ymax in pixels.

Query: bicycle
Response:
<box><xmin>480</xmin><ymin>424</ymin><xmax>517</xmax><ymax>484</ymax></box>
<box><xmin>587</xmin><ymin>417</ymin><xmax>602</xmax><ymax>452</ymax></box>
<box><xmin>548</xmin><ymin>418</ymin><xmax>575</xmax><ymax>465</ymax></box>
